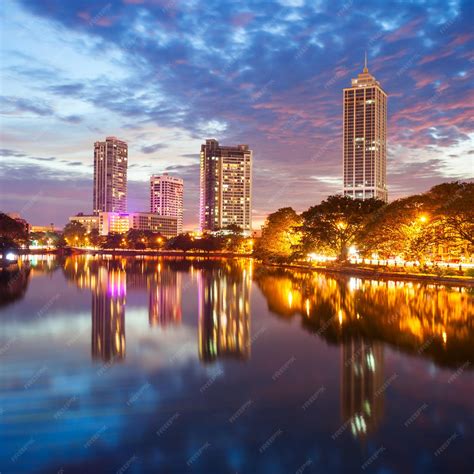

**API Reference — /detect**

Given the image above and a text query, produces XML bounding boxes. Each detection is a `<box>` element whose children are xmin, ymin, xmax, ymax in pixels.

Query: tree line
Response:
<box><xmin>254</xmin><ymin>181</ymin><xmax>473</xmax><ymax>264</ymax></box>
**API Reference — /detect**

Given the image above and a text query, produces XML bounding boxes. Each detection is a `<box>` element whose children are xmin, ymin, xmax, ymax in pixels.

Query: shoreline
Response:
<box><xmin>21</xmin><ymin>249</ymin><xmax>473</xmax><ymax>286</ymax></box>
<box><xmin>260</xmin><ymin>261</ymin><xmax>474</xmax><ymax>287</ymax></box>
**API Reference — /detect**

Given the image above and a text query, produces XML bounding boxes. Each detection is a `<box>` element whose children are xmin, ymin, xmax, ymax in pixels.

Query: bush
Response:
<box><xmin>464</xmin><ymin>268</ymin><xmax>474</xmax><ymax>278</ymax></box>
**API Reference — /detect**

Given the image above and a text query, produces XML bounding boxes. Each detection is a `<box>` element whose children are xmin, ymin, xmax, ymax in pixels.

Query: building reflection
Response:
<box><xmin>254</xmin><ymin>267</ymin><xmax>474</xmax><ymax>369</ymax></box>
<box><xmin>341</xmin><ymin>337</ymin><xmax>384</xmax><ymax>438</ymax></box>
<box><xmin>197</xmin><ymin>261</ymin><xmax>252</xmax><ymax>362</ymax></box>
<box><xmin>91</xmin><ymin>266</ymin><xmax>126</xmax><ymax>362</ymax></box>
<box><xmin>148</xmin><ymin>264</ymin><xmax>182</xmax><ymax>327</ymax></box>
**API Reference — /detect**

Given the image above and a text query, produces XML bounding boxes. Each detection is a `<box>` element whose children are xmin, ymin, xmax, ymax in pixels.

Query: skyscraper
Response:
<box><xmin>199</xmin><ymin>139</ymin><xmax>252</xmax><ymax>233</ymax></box>
<box><xmin>343</xmin><ymin>56</ymin><xmax>387</xmax><ymax>202</ymax></box>
<box><xmin>150</xmin><ymin>174</ymin><xmax>184</xmax><ymax>234</ymax></box>
<box><xmin>93</xmin><ymin>136</ymin><xmax>128</xmax><ymax>214</ymax></box>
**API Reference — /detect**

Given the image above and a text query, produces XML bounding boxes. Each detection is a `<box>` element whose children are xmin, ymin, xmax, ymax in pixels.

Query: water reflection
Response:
<box><xmin>92</xmin><ymin>266</ymin><xmax>126</xmax><ymax>362</ymax></box>
<box><xmin>148</xmin><ymin>264</ymin><xmax>182</xmax><ymax>327</ymax></box>
<box><xmin>254</xmin><ymin>267</ymin><xmax>474</xmax><ymax>369</ymax></box>
<box><xmin>1</xmin><ymin>256</ymin><xmax>473</xmax><ymax>472</ymax></box>
<box><xmin>198</xmin><ymin>262</ymin><xmax>251</xmax><ymax>362</ymax></box>
<box><xmin>341</xmin><ymin>337</ymin><xmax>384</xmax><ymax>438</ymax></box>
<box><xmin>0</xmin><ymin>266</ymin><xmax>30</xmax><ymax>308</ymax></box>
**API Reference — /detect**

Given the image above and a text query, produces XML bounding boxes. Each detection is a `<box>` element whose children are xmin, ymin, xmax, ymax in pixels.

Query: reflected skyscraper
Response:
<box><xmin>91</xmin><ymin>266</ymin><xmax>126</xmax><ymax>362</ymax></box>
<box><xmin>197</xmin><ymin>264</ymin><xmax>251</xmax><ymax>362</ymax></box>
<box><xmin>341</xmin><ymin>337</ymin><xmax>384</xmax><ymax>438</ymax></box>
<box><xmin>148</xmin><ymin>265</ymin><xmax>182</xmax><ymax>327</ymax></box>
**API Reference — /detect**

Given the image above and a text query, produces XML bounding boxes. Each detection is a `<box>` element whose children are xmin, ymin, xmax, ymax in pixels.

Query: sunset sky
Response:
<box><xmin>1</xmin><ymin>0</ymin><xmax>472</xmax><ymax>228</ymax></box>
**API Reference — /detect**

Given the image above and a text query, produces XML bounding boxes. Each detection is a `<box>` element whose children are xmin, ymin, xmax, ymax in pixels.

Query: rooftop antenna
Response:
<box><xmin>364</xmin><ymin>51</ymin><xmax>368</xmax><ymax>72</ymax></box>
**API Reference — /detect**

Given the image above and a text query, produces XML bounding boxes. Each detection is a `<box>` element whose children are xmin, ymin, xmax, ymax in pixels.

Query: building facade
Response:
<box><xmin>69</xmin><ymin>214</ymin><xmax>100</xmax><ymax>233</ymax></box>
<box><xmin>150</xmin><ymin>174</ymin><xmax>184</xmax><ymax>234</ymax></box>
<box><xmin>199</xmin><ymin>139</ymin><xmax>252</xmax><ymax>233</ymax></box>
<box><xmin>99</xmin><ymin>212</ymin><xmax>178</xmax><ymax>238</ymax></box>
<box><xmin>93</xmin><ymin>137</ymin><xmax>128</xmax><ymax>214</ymax></box>
<box><xmin>343</xmin><ymin>58</ymin><xmax>387</xmax><ymax>202</ymax></box>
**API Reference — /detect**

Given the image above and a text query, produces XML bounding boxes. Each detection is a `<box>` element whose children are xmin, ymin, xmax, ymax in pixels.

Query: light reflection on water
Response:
<box><xmin>0</xmin><ymin>255</ymin><xmax>473</xmax><ymax>474</ymax></box>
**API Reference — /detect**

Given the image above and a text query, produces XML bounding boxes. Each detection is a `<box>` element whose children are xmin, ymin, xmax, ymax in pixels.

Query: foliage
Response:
<box><xmin>165</xmin><ymin>234</ymin><xmax>195</xmax><ymax>251</ymax></box>
<box><xmin>301</xmin><ymin>196</ymin><xmax>384</xmax><ymax>261</ymax></box>
<box><xmin>427</xmin><ymin>181</ymin><xmax>473</xmax><ymax>245</ymax></box>
<box><xmin>254</xmin><ymin>207</ymin><xmax>302</xmax><ymax>262</ymax></box>
<box><xmin>0</xmin><ymin>213</ymin><xmax>29</xmax><ymax>246</ymax></box>
<box><xmin>62</xmin><ymin>221</ymin><xmax>87</xmax><ymax>246</ymax></box>
<box><xmin>361</xmin><ymin>181</ymin><xmax>473</xmax><ymax>262</ymax></box>
<box><xmin>30</xmin><ymin>231</ymin><xmax>60</xmax><ymax>247</ymax></box>
<box><xmin>126</xmin><ymin>229</ymin><xmax>166</xmax><ymax>249</ymax></box>
<box><xmin>101</xmin><ymin>233</ymin><xmax>125</xmax><ymax>249</ymax></box>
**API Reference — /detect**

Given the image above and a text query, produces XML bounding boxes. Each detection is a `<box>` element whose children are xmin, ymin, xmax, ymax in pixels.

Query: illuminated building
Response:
<box><xmin>341</xmin><ymin>337</ymin><xmax>384</xmax><ymax>438</ymax></box>
<box><xmin>150</xmin><ymin>174</ymin><xmax>184</xmax><ymax>234</ymax></box>
<box><xmin>91</xmin><ymin>266</ymin><xmax>126</xmax><ymax>362</ymax></box>
<box><xmin>69</xmin><ymin>214</ymin><xmax>100</xmax><ymax>233</ymax></box>
<box><xmin>197</xmin><ymin>265</ymin><xmax>251</xmax><ymax>362</ymax></box>
<box><xmin>199</xmin><ymin>139</ymin><xmax>252</xmax><ymax>233</ymax></box>
<box><xmin>343</xmin><ymin>56</ymin><xmax>387</xmax><ymax>201</ymax></box>
<box><xmin>93</xmin><ymin>136</ymin><xmax>128</xmax><ymax>214</ymax></box>
<box><xmin>148</xmin><ymin>267</ymin><xmax>182</xmax><ymax>326</ymax></box>
<box><xmin>98</xmin><ymin>212</ymin><xmax>178</xmax><ymax>237</ymax></box>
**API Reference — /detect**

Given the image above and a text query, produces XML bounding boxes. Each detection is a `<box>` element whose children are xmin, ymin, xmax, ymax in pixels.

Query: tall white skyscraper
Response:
<box><xmin>343</xmin><ymin>57</ymin><xmax>387</xmax><ymax>202</ymax></box>
<box><xmin>150</xmin><ymin>174</ymin><xmax>184</xmax><ymax>234</ymax></box>
<box><xmin>93</xmin><ymin>137</ymin><xmax>128</xmax><ymax>214</ymax></box>
<box><xmin>199</xmin><ymin>139</ymin><xmax>252</xmax><ymax>233</ymax></box>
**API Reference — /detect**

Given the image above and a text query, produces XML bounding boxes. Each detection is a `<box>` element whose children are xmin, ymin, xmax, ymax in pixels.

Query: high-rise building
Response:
<box><xmin>343</xmin><ymin>56</ymin><xmax>387</xmax><ymax>202</ymax></box>
<box><xmin>199</xmin><ymin>139</ymin><xmax>252</xmax><ymax>233</ymax></box>
<box><xmin>150</xmin><ymin>174</ymin><xmax>184</xmax><ymax>234</ymax></box>
<box><xmin>93</xmin><ymin>136</ymin><xmax>128</xmax><ymax>214</ymax></box>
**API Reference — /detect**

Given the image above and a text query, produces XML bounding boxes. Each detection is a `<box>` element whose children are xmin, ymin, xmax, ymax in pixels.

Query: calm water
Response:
<box><xmin>1</xmin><ymin>256</ymin><xmax>473</xmax><ymax>474</ymax></box>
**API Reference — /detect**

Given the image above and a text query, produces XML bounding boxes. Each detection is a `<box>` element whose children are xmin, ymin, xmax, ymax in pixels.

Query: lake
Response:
<box><xmin>0</xmin><ymin>255</ymin><xmax>473</xmax><ymax>473</ymax></box>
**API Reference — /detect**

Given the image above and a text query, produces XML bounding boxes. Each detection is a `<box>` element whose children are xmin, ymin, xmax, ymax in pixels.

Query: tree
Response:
<box><xmin>361</xmin><ymin>195</ymin><xmax>438</xmax><ymax>261</ymax></box>
<box><xmin>0</xmin><ymin>213</ymin><xmax>29</xmax><ymax>246</ymax></box>
<box><xmin>197</xmin><ymin>234</ymin><xmax>225</xmax><ymax>251</ymax></box>
<box><xmin>222</xmin><ymin>225</ymin><xmax>245</xmax><ymax>252</ymax></box>
<box><xmin>101</xmin><ymin>233</ymin><xmax>124</xmax><ymax>249</ymax></box>
<box><xmin>89</xmin><ymin>229</ymin><xmax>102</xmax><ymax>248</ymax></box>
<box><xmin>361</xmin><ymin>182</ymin><xmax>473</xmax><ymax>262</ymax></box>
<box><xmin>427</xmin><ymin>181</ymin><xmax>473</xmax><ymax>245</ymax></box>
<box><xmin>165</xmin><ymin>234</ymin><xmax>194</xmax><ymax>251</ymax></box>
<box><xmin>301</xmin><ymin>195</ymin><xmax>384</xmax><ymax>261</ymax></box>
<box><xmin>254</xmin><ymin>207</ymin><xmax>302</xmax><ymax>262</ymax></box>
<box><xmin>62</xmin><ymin>221</ymin><xmax>87</xmax><ymax>247</ymax></box>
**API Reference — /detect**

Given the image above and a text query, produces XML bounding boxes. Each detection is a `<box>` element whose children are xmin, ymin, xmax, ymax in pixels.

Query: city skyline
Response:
<box><xmin>0</xmin><ymin>0</ymin><xmax>472</xmax><ymax>229</ymax></box>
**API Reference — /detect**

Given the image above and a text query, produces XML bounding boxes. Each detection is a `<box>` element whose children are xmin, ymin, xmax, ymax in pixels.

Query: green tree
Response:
<box><xmin>255</xmin><ymin>207</ymin><xmax>302</xmax><ymax>262</ymax></box>
<box><xmin>302</xmin><ymin>195</ymin><xmax>384</xmax><ymax>261</ymax></box>
<box><xmin>62</xmin><ymin>221</ymin><xmax>87</xmax><ymax>247</ymax></box>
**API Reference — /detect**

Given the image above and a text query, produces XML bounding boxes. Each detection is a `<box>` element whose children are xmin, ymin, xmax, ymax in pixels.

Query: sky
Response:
<box><xmin>0</xmin><ymin>0</ymin><xmax>473</xmax><ymax>229</ymax></box>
